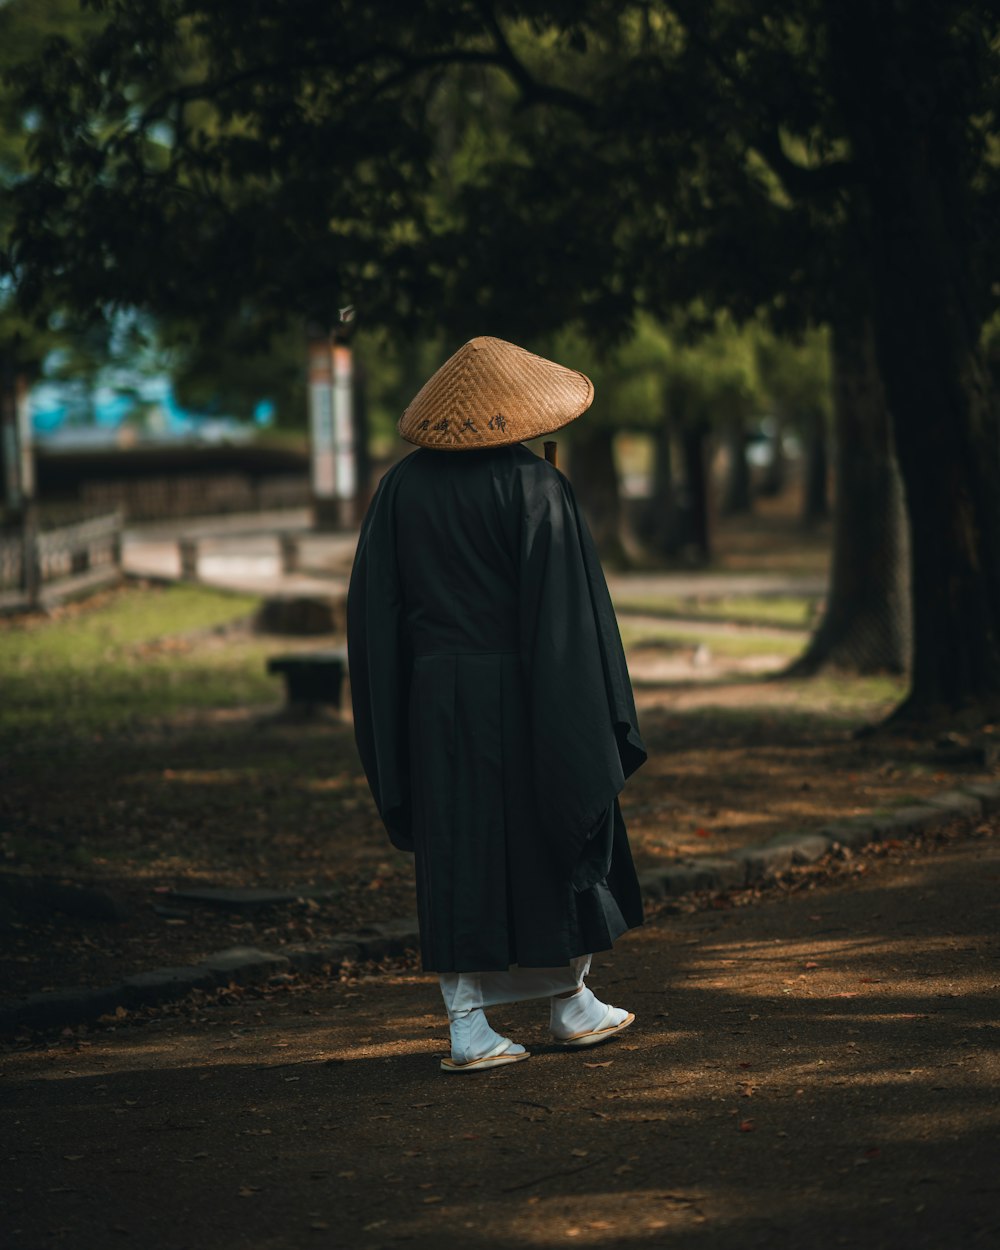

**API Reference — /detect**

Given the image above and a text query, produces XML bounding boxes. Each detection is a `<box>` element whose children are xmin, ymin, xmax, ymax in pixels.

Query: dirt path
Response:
<box><xmin>4</xmin><ymin>824</ymin><xmax>997</xmax><ymax>1250</ymax></box>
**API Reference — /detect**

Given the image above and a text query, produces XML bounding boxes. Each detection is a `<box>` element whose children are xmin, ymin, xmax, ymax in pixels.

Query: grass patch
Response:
<box><xmin>615</xmin><ymin>594</ymin><xmax>819</xmax><ymax>628</ymax></box>
<box><xmin>0</xmin><ymin>582</ymin><xmax>259</xmax><ymax>659</ymax></box>
<box><xmin>621</xmin><ymin>620</ymin><xmax>806</xmax><ymax>658</ymax></box>
<box><xmin>798</xmin><ymin>673</ymin><xmax>908</xmax><ymax>713</ymax></box>
<box><xmin>0</xmin><ymin>583</ymin><xmax>272</xmax><ymax>734</ymax></box>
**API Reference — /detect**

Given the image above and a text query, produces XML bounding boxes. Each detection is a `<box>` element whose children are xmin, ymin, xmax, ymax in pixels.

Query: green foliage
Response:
<box><xmin>165</xmin><ymin>319</ymin><xmax>307</xmax><ymax>426</ymax></box>
<box><xmin>552</xmin><ymin>314</ymin><xmax>828</xmax><ymax>438</ymax></box>
<box><xmin>753</xmin><ymin>324</ymin><xmax>831</xmax><ymax>424</ymax></box>
<box><xmin>660</xmin><ymin>318</ymin><xmax>760</xmax><ymax>429</ymax></box>
<box><xmin>352</xmin><ymin>327</ymin><xmax>447</xmax><ymax>449</ymax></box>
<box><xmin>0</xmin><ymin>0</ymin><xmax>108</xmax><ymax>367</ymax></box>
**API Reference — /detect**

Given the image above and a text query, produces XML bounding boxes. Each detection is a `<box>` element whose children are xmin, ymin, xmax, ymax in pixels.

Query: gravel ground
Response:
<box><xmin>3</xmin><ymin>820</ymin><xmax>997</xmax><ymax>1250</ymax></box>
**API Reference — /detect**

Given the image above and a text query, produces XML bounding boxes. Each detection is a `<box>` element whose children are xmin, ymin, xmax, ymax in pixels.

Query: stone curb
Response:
<box><xmin>0</xmin><ymin>922</ymin><xmax>420</xmax><ymax>1036</ymax></box>
<box><xmin>3</xmin><ymin>781</ymin><xmax>998</xmax><ymax>1036</ymax></box>
<box><xmin>636</xmin><ymin>781</ymin><xmax>998</xmax><ymax>899</ymax></box>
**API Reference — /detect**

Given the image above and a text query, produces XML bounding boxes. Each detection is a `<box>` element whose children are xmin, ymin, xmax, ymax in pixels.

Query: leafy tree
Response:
<box><xmin>0</xmin><ymin>0</ymin><xmax>109</xmax><ymax>521</ymax></box>
<box><xmin>753</xmin><ymin>326</ymin><xmax>831</xmax><ymax>526</ymax></box>
<box><xmin>4</xmin><ymin>1</ymin><xmax>1000</xmax><ymax>721</ymax></box>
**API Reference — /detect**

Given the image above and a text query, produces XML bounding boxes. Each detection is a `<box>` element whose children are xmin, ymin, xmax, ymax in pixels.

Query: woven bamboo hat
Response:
<box><xmin>398</xmin><ymin>336</ymin><xmax>593</xmax><ymax>450</ymax></box>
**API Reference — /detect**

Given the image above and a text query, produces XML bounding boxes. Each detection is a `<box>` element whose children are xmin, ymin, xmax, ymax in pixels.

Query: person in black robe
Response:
<box><xmin>347</xmin><ymin>336</ymin><xmax>646</xmax><ymax>1072</ymax></box>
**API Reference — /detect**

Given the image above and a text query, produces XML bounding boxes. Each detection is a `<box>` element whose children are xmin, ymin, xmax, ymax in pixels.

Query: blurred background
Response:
<box><xmin>1</xmin><ymin>1</ymin><xmax>998</xmax><ymax>1003</ymax></box>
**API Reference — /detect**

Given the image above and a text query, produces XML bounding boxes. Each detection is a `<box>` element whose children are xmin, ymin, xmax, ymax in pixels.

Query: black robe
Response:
<box><xmin>347</xmin><ymin>444</ymin><xmax>646</xmax><ymax>973</ymax></box>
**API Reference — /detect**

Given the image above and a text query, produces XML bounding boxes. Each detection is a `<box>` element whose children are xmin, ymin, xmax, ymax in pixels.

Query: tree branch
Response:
<box><xmin>751</xmin><ymin>130</ymin><xmax>857</xmax><ymax>199</ymax></box>
<box><xmin>678</xmin><ymin>21</ymin><xmax>856</xmax><ymax>200</ymax></box>
<box><xmin>477</xmin><ymin>2</ymin><xmax>596</xmax><ymax>120</ymax></box>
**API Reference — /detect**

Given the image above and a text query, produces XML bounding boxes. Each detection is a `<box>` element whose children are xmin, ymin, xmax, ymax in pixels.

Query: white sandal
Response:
<box><xmin>441</xmin><ymin>1009</ymin><xmax>529</xmax><ymax>1073</ymax></box>
<box><xmin>550</xmin><ymin>986</ymin><xmax>635</xmax><ymax>1048</ymax></box>
<box><xmin>552</xmin><ymin>1007</ymin><xmax>635</xmax><ymax>1047</ymax></box>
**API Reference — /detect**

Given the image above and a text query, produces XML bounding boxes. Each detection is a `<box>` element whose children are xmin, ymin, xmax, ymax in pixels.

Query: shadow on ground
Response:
<box><xmin>3</xmin><ymin>829</ymin><xmax>997</xmax><ymax>1250</ymax></box>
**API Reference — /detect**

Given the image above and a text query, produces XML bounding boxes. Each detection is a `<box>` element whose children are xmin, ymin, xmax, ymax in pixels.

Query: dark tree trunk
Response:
<box><xmin>0</xmin><ymin>353</ymin><xmax>30</xmax><ymax>520</ymax></box>
<box><xmin>757</xmin><ymin>421</ymin><xmax>786</xmax><ymax>497</ymax></box>
<box><xmin>830</xmin><ymin>3</ymin><xmax>1000</xmax><ymax>720</ymax></box>
<box><xmin>0</xmin><ymin>353</ymin><xmax>15</xmax><ymax>522</ymax></box>
<box><xmin>800</xmin><ymin>409</ymin><xmax>830</xmax><ymax>527</ymax></box>
<box><xmin>788</xmin><ymin>319</ymin><xmax>910</xmax><ymax>676</ymax></box>
<box><xmin>679</xmin><ymin>421</ymin><xmax>712</xmax><ymax>565</ymax></box>
<box><xmin>567</xmin><ymin>424</ymin><xmax>628</xmax><ymax>565</ymax></box>
<box><xmin>721</xmin><ymin>415</ymin><xmax>752</xmax><ymax>516</ymax></box>
<box><xmin>874</xmin><ymin>244</ymin><xmax>1000</xmax><ymax>719</ymax></box>
<box><xmin>647</xmin><ymin>416</ymin><xmax>681</xmax><ymax>557</ymax></box>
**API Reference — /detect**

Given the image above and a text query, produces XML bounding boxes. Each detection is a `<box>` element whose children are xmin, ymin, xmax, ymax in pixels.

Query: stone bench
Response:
<box><xmin>266</xmin><ymin>649</ymin><xmax>347</xmax><ymax>715</ymax></box>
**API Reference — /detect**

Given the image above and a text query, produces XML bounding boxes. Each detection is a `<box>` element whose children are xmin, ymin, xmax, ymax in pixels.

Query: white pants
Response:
<box><xmin>439</xmin><ymin>955</ymin><xmax>592</xmax><ymax>1020</ymax></box>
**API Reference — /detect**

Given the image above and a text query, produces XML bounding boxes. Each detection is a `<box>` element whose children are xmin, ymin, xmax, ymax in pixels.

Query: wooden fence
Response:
<box><xmin>0</xmin><ymin>509</ymin><xmax>123</xmax><ymax>610</ymax></box>
<box><xmin>78</xmin><ymin>473</ymin><xmax>309</xmax><ymax>521</ymax></box>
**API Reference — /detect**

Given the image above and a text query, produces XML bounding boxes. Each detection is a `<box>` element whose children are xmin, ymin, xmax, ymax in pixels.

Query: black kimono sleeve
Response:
<box><xmin>346</xmin><ymin>465</ymin><xmax>413</xmax><ymax>852</ymax></box>
<box><xmin>518</xmin><ymin>461</ymin><xmax>647</xmax><ymax>876</ymax></box>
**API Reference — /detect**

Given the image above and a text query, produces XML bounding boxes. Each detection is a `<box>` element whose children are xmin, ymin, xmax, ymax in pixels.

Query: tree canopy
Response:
<box><xmin>4</xmin><ymin>1</ymin><xmax>1000</xmax><ymax>719</ymax></box>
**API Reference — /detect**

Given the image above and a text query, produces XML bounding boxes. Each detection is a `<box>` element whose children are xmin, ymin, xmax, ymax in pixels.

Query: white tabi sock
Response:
<box><xmin>449</xmin><ymin>1008</ymin><xmax>527</xmax><ymax>1066</ymax></box>
<box><xmin>549</xmin><ymin>985</ymin><xmax>629</xmax><ymax>1040</ymax></box>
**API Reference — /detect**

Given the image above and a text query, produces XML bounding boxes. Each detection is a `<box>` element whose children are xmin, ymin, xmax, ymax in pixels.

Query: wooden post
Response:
<box><xmin>1</xmin><ymin>354</ymin><xmax>39</xmax><ymax>607</ymax></box>
<box><xmin>111</xmin><ymin>509</ymin><xmax>124</xmax><ymax>569</ymax></box>
<box><xmin>179</xmin><ymin>537</ymin><xmax>199</xmax><ymax>580</ymax></box>
<box><xmin>279</xmin><ymin>532</ymin><xmax>301</xmax><ymax>574</ymax></box>
<box><xmin>21</xmin><ymin>500</ymin><xmax>40</xmax><ymax>609</ymax></box>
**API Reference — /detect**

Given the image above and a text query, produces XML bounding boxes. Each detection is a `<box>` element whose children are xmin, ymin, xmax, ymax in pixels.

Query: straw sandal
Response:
<box><xmin>440</xmin><ymin>1044</ymin><xmax>531</xmax><ymax>1073</ymax></box>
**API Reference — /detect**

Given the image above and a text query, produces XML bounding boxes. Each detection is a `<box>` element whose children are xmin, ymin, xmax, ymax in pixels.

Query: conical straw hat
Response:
<box><xmin>398</xmin><ymin>336</ymin><xmax>593</xmax><ymax>450</ymax></box>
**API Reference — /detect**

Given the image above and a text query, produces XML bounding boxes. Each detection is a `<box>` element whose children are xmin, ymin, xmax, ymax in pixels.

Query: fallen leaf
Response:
<box><xmin>583</xmin><ymin>1061</ymin><xmax>613</xmax><ymax>1069</ymax></box>
<box><xmin>803</xmin><ymin>961</ymin><xmax>819</xmax><ymax>970</ymax></box>
<box><xmin>738</xmin><ymin>1119</ymin><xmax>755</xmax><ymax>1132</ymax></box>
<box><xmin>695</xmin><ymin>827</ymin><xmax>712</xmax><ymax>838</ymax></box>
<box><xmin>571</xmin><ymin>1148</ymin><xmax>589</xmax><ymax>1157</ymax></box>
<box><xmin>422</xmin><ymin>1196</ymin><xmax>443</xmax><ymax>1205</ymax></box>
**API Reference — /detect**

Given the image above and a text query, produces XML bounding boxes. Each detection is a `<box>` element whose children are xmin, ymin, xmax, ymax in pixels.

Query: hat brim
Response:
<box><xmin>398</xmin><ymin>336</ymin><xmax>594</xmax><ymax>450</ymax></box>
